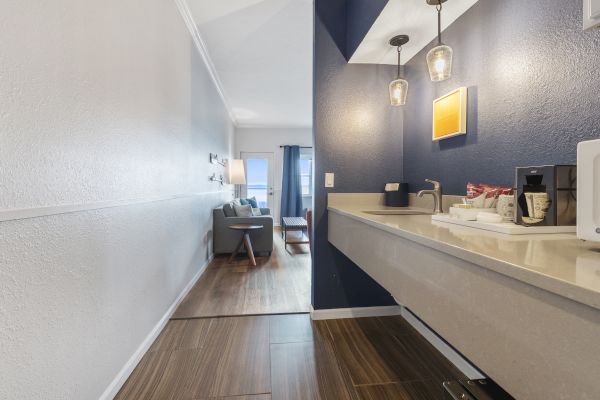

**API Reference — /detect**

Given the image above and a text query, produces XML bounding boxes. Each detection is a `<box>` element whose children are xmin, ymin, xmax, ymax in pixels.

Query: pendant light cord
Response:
<box><xmin>436</xmin><ymin>0</ymin><xmax>442</xmax><ymax>45</ymax></box>
<box><xmin>396</xmin><ymin>45</ymin><xmax>402</xmax><ymax>78</ymax></box>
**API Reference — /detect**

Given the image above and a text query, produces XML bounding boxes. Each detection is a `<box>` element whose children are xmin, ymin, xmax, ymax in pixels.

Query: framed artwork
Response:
<box><xmin>432</xmin><ymin>87</ymin><xmax>467</xmax><ymax>141</ymax></box>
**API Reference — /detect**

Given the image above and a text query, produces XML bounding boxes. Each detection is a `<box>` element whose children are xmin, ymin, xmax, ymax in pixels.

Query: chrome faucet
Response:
<box><xmin>417</xmin><ymin>179</ymin><xmax>443</xmax><ymax>214</ymax></box>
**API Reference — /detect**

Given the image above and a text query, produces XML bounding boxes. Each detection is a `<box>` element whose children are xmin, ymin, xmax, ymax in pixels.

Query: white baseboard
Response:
<box><xmin>400</xmin><ymin>307</ymin><xmax>484</xmax><ymax>380</ymax></box>
<box><xmin>98</xmin><ymin>254</ymin><xmax>213</xmax><ymax>400</ymax></box>
<box><xmin>309</xmin><ymin>305</ymin><xmax>402</xmax><ymax>320</ymax></box>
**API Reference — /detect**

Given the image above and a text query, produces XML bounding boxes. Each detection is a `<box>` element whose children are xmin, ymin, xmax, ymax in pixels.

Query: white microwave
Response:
<box><xmin>577</xmin><ymin>139</ymin><xmax>600</xmax><ymax>241</ymax></box>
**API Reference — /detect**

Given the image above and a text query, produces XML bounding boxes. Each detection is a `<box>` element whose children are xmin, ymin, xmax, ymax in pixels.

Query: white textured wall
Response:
<box><xmin>234</xmin><ymin>127</ymin><xmax>313</xmax><ymax>222</ymax></box>
<box><xmin>0</xmin><ymin>1</ymin><xmax>233</xmax><ymax>399</ymax></box>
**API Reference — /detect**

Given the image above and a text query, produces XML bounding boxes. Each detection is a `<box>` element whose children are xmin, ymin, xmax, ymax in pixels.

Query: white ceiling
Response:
<box><xmin>349</xmin><ymin>0</ymin><xmax>478</xmax><ymax>65</ymax></box>
<box><xmin>186</xmin><ymin>0</ymin><xmax>313</xmax><ymax>128</ymax></box>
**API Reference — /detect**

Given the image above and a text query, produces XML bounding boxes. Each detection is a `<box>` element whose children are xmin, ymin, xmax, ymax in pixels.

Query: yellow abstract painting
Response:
<box><xmin>432</xmin><ymin>87</ymin><xmax>467</xmax><ymax>141</ymax></box>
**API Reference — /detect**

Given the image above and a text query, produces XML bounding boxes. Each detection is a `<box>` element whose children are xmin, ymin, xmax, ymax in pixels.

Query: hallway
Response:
<box><xmin>116</xmin><ymin>229</ymin><xmax>464</xmax><ymax>399</ymax></box>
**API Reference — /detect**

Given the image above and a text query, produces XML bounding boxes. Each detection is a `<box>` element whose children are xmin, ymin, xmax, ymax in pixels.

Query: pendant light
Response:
<box><xmin>426</xmin><ymin>0</ymin><xmax>453</xmax><ymax>82</ymax></box>
<box><xmin>389</xmin><ymin>34</ymin><xmax>409</xmax><ymax>106</ymax></box>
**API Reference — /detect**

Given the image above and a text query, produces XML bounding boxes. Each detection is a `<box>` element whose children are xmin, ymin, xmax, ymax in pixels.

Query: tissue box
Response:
<box><xmin>385</xmin><ymin>183</ymin><xmax>408</xmax><ymax>207</ymax></box>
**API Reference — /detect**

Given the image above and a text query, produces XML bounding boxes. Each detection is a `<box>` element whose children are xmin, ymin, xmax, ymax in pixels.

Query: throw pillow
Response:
<box><xmin>223</xmin><ymin>203</ymin><xmax>236</xmax><ymax>217</ymax></box>
<box><xmin>232</xmin><ymin>198</ymin><xmax>242</xmax><ymax>206</ymax></box>
<box><xmin>251</xmin><ymin>208</ymin><xmax>262</xmax><ymax>216</ymax></box>
<box><xmin>247</xmin><ymin>197</ymin><xmax>259</xmax><ymax>208</ymax></box>
<box><xmin>239</xmin><ymin>198</ymin><xmax>249</xmax><ymax>205</ymax></box>
<box><xmin>233</xmin><ymin>204</ymin><xmax>253</xmax><ymax>217</ymax></box>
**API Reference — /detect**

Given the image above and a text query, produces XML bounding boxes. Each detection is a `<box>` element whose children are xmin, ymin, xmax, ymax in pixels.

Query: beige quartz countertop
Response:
<box><xmin>328</xmin><ymin>203</ymin><xmax>600</xmax><ymax>310</ymax></box>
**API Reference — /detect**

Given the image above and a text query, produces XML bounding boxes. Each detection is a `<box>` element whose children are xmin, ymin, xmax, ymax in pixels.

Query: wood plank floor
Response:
<box><xmin>173</xmin><ymin>228</ymin><xmax>311</xmax><ymax>318</ymax></box>
<box><xmin>115</xmin><ymin>314</ymin><xmax>465</xmax><ymax>400</ymax></box>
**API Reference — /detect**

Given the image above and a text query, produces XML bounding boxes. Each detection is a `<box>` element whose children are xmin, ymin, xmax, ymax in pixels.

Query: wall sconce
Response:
<box><xmin>426</xmin><ymin>0</ymin><xmax>453</xmax><ymax>82</ymax></box>
<box><xmin>209</xmin><ymin>153</ymin><xmax>228</xmax><ymax>167</ymax></box>
<box><xmin>389</xmin><ymin>34</ymin><xmax>409</xmax><ymax>106</ymax></box>
<box><xmin>209</xmin><ymin>173</ymin><xmax>224</xmax><ymax>185</ymax></box>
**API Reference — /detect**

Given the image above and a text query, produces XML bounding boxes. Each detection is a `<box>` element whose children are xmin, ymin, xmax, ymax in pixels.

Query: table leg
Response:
<box><xmin>243</xmin><ymin>232</ymin><xmax>256</xmax><ymax>266</ymax></box>
<box><xmin>228</xmin><ymin>234</ymin><xmax>245</xmax><ymax>263</ymax></box>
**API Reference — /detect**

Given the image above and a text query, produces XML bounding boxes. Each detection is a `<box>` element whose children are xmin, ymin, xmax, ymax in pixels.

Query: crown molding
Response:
<box><xmin>174</xmin><ymin>0</ymin><xmax>238</xmax><ymax>126</ymax></box>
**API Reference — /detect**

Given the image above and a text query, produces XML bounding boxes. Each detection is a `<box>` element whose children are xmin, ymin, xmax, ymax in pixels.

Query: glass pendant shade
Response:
<box><xmin>426</xmin><ymin>44</ymin><xmax>453</xmax><ymax>82</ymax></box>
<box><xmin>389</xmin><ymin>78</ymin><xmax>408</xmax><ymax>106</ymax></box>
<box><xmin>388</xmin><ymin>34</ymin><xmax>409</xmax><ymax>106</ymax></box>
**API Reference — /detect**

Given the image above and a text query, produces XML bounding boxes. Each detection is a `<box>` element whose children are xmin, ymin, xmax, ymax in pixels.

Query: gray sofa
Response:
<box><xmin>213</xmin><ymin>205</ymin><xmax>274</xmax><ymax>255</ymax></box>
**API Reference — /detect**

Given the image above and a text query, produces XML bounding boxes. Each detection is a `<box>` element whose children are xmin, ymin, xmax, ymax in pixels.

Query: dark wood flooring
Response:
<box><xmin>173</xmin><ymin>229</ymin><xmax>311</xmax><ymax>318</ymax></box>
<box><xmin>115</xmin><ymin>314</ymin><xmax>465</xmax><ymax>400</ymax></box>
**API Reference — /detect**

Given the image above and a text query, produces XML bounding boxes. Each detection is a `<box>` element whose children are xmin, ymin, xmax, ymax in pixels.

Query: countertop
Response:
<box><xmin>328</xmin><ymin>203</ymin><xmax>600</xmax><ymax>310</ymax></box>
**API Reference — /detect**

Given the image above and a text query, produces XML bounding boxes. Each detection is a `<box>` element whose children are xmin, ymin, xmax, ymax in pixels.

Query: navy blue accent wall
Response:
<box><xmin>316</xmin><ymin>0</ymin><xmax>347</xmax><ymax>58</ymax></box>
<box><xmin>312</xmin><ymin>0</ymin><xmax>401</xmax><ymax>309</ymax></box>
<box><xmin>403</xmin><ymin>0</ymin><xmax>600</xmax><ymax>195</ymax></box>
<box><xmin>346</xmin><ymin>0</ymin><xmax>389</xmax><ymax>59</ymax></box>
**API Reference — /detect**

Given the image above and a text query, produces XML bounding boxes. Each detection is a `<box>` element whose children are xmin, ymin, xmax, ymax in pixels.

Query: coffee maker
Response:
<box><xmin>577</xmin><ymin>139</ymin><xmax>600</xmax><ymax>241</ymax></box>
<box><xmin>514</xmin><ymin>165</ymin><xmax>577</xmax><ymax>226</ymax></box>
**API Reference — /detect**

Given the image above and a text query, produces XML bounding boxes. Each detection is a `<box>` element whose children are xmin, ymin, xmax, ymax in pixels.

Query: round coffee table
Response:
<box><xmin>228</xmin><ymin>224</ymin><xmax>264</xmax><ymax>266</ymax></box>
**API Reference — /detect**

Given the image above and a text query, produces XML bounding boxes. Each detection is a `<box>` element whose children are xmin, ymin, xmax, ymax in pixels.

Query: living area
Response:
<box><xmin>173</xmin><ymin>126</ymin><xmax>314</xmax><ymax>318</ymax></box>
<box><xmin>167</xmin><ymin>0</ymin><xmax>314</xmax><ymax>319</ymax></box>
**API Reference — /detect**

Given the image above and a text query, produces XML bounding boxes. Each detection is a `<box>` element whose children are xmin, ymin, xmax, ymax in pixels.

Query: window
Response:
<box><xmin>300</xmin><ymin>150</ymin><xmax>313</xmax><ymax>196</ymax></box>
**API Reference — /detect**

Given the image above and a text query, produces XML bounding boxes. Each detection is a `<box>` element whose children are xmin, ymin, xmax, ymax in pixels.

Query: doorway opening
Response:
<box><xmin>171</xmin><ymin>0</ymin><xmax>315</xmax><ymax>318</ymax></box>
<box><xmin>241</xmin><ymin>152</ymin><xmax>275</xmax><ymax>211</ymax></box>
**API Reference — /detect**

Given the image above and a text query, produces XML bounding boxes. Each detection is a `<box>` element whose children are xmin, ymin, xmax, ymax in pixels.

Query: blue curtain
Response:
<box><xmin>280</xmin><ymin>145</ymin><xmax>303</xmax><ymax>222</ymax></box>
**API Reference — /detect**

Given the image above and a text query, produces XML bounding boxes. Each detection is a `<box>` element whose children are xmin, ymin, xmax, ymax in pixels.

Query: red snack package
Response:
<box><xmin>481</xmin><ymin>184</ymin><xmax>501</xmax><ymax>199</ymax></box>
<box><xmin>467</xmin><ymin>182</ymin><xmax>484</xmax><ymax>199</ymax></box>
<box><xmin>468</xmin><ymin>183</ymin><xmax>513</xmax><ymax>199</ymax></box>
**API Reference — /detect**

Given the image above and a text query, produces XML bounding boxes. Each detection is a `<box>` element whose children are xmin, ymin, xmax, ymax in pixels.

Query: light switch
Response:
<box><xmin>325</xmin><ymin>173</ymin><xmax>335</xmax><ymax>188</ymax></box>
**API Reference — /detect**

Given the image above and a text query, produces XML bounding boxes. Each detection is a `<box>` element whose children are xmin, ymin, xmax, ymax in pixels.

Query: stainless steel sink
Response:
<box><xmin>362</xmin><ymin>210</ymin><xmax>432</xmax><ymax>216</ymax></box>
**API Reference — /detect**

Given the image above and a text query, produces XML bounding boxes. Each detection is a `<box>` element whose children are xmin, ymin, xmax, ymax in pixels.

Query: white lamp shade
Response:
<box><xmin>228</xmin><ymin>159</ymin><xmax>246</xmax><ymax>185</ymax></box>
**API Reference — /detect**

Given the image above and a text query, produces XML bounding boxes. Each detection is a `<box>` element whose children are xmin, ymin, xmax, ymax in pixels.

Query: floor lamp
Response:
<box><xmin>229</xmin><ymin>159</ymin><xmax>246</xmax><ymax>198</ymax></box>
